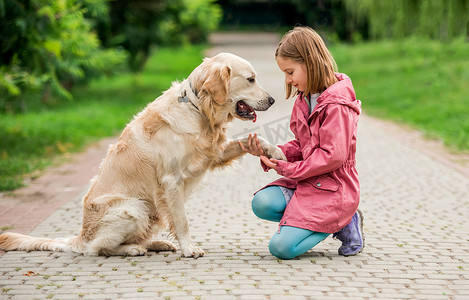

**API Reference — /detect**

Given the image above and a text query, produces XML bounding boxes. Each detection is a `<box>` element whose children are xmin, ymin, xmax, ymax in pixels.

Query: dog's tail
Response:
<box><xmin>0</xmin><ymin>232</ymin><xmax>81</xmax><ymax>253</ymax></box>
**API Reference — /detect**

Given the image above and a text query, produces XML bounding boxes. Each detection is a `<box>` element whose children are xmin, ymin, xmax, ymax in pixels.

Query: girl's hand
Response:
<box><xmin>239</xmin><ymin>133</ymin><xmax>265</xmax><ymax>157</ymax></box>
<box><xmin>260</xmin><ymin>155</ymin><xmax>278</xmax><ymax>169</ymax></box>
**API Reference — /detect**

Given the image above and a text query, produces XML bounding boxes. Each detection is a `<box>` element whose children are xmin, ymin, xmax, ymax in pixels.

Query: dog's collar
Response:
<box><xmin>178</xmin><ymin>81</ymin><xmax>199</xmax><ymax>111</ymax></box>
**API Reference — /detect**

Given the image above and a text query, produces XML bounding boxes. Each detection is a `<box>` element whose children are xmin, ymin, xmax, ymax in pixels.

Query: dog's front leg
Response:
<box><xmin>162</xmin><ymin>178</ymin><xmax>204</xmax><ymax>258</ymax></box>
<box><xmin>234</xmin><ymin>136</ymin><xmax>286</xmax><ymax>161</ymax></box>
<box><xmin>255</xmin><ymin>136</ymin><xmax>287</xmax><ymax>161</ymax></box>
<box><xmin>215</xmin><ymin>137</ymin><xmax>286</xmax><ymax>168</ymax></box>
<box><xmin>213</xmin><ymin>139</ymin><xmax>248</xmax><ymax>167</ymax></box>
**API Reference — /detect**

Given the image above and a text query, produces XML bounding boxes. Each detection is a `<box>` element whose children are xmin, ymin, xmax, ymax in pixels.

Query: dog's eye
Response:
<box><xmin>247</xmin><ymin>77</ymin><xmax>255</xmax><ymax>83</ymax></box>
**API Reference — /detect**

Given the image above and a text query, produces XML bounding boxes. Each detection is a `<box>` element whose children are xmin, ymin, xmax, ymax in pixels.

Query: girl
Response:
<box><xmin>240</xmin><ymin>26</ymin><xmax>364</xmax><ymax>260</ymax></box>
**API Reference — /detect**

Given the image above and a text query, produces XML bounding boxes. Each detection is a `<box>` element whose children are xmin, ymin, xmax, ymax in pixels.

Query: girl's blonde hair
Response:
<box><xmin>275</xmin><ymin>26</ymin><xmax>338</xmax><ymax>98</ymax></box>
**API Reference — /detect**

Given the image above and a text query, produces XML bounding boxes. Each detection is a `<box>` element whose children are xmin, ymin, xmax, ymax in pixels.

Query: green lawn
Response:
<box><xmin>0</xmin><ymin>46</ymin><xmax>205</xmax><ymax>191</ymax></box>
<box><xmin>331</xmin><ymin>38</ymin><xmax>469</xmax><ymax>152</ymax></box>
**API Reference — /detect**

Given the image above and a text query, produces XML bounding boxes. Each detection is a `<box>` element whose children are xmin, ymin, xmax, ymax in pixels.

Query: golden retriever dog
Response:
<box><xmin>0</xmin><ymin>53</ymin><xmax>286</xmax><ymax>258</ymax></box>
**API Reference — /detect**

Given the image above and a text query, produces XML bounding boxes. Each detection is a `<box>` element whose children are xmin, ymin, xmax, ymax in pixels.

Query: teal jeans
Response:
<box><xmin>252</xmin><ymin>186</ymin><xmax>330</xmax><ymax>259</ymax></box>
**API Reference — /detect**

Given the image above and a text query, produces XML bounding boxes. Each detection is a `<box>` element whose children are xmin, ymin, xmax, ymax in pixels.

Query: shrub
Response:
<box><xmin>0</xmin><ymin>0</ymin><xmax>126</xmax><ymax>113</ymax></box>
<box><xmin>96</xmin><ymin>0</ymin><xmax>221</xmax><ymax>71</ymax></box>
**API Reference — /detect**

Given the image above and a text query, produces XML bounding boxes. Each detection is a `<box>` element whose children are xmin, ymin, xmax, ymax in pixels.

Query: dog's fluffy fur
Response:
<box><xmin>0</xmin><ymin>53</ymin><xmax>286</xmax><ymax>258</ymax></box>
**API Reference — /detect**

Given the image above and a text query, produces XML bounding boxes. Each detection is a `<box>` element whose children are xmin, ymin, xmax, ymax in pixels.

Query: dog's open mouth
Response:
<box><xmin>236</xmin><ymin>101</ymin><xmax>257</xmax><ymax>122</ymax></box>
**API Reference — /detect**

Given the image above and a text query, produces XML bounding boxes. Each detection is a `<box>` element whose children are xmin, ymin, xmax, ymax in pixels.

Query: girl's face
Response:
<box><xmin>276</xmin><ymin>56</ymin><xmax>308</xmax><ymax>93</ymax></box>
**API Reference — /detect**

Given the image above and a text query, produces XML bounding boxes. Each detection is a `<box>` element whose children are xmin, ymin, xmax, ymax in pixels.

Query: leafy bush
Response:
<box><xmin>0</xmin><ymin>0</ymin><xmax>126</xmax><ymax>113</ymax></box>
<box><xmin>343</xmin><ymin>0</ymin><xmax>469</xmax><ymax>40</ymax></box>
<box><xmin>178</xmin><ymin>0</ymin><xmax>222</xmax><ymax>44</ymax></box>
<box><xmin>97</xmin><ymin>0</ymin><xmax>221</xmax><ymax>71</ymax></box>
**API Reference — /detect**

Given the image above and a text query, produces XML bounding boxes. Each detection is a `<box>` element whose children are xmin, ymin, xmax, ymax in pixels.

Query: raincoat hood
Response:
<box><xmin>313</xmin><ymin>73</ymin><xmax>361</xmax><ymax>115</ymax></box>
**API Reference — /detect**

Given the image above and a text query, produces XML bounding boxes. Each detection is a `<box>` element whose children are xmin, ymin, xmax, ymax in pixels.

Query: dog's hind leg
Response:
<box><xmin>146</xmin><ymin>240</ymin><xmax>177</xmax><ymax>252</ymax></box>
<box><xmin>83</xmin><ymin>197</ymin><xmax>151</xmax><ymax>256</ymax></box>
<box><xmin>103</xmin><ymin>244</ymin><xmax>147</xmax><ymax>256</ymax></box>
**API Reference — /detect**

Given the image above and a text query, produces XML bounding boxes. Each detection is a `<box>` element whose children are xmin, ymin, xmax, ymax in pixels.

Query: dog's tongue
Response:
<box><xmin>238</xmin><ymin>101</ymin><xmax>257</xmax><ymax>123</ymax></box>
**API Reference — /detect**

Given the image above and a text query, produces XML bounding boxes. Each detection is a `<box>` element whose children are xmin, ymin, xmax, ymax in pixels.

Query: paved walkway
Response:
<box><xmin>1</xmin><ymin>32</ymin><xmax>468</xmax><ymax>300</ymax></box>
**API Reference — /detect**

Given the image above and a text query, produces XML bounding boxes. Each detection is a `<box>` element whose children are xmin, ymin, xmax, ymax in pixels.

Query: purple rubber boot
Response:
<box><xmin>333</xmin><ymin>209</ymin><xmax>365</xmax><ymax>256</ymax></box>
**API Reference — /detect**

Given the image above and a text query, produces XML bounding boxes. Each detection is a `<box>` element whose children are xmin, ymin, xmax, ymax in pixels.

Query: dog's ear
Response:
<box><xmin>202</xmin><ymin>64</ymin><xmax>231</xmax><ymax>105</ymax></box>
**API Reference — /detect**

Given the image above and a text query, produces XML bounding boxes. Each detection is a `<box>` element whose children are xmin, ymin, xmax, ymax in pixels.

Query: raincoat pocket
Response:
<box><xmin>311</xmin><ymin>175</ymin><xmax>339</xmax><ymax>192</ymax></box>
<box><xmin>295</xmin><ymin>175</ymin><xmax>340</xmax><ymax>200</ymax></box>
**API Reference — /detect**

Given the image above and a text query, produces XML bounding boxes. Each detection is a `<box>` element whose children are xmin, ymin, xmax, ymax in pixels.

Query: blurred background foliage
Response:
<box><xmin>219</xmin><ymin>0</ymin><xmax>469</xmax><ymax>41</ymax></box>
<box><xmin>1</xmin><ymin>0</ymin><xmax>469</xmax><ymax>190</ymax></box>
<box><xmin>95</xmin><ymin>0</ymin><xmax>222</xmax><ymax>71</ymax></box>
<box><xmin>0</xmin><ymin>0</ymin><xmax>126</xmax><ymax>112</ymax></box>
<box><xmin>0</xmin><ymin>0</ymin><xmax>221</xmax><ymax>113</ymax></box>
<box><xmin>1</xmin><ymin>0</ymin><xmax>468</xmax><ymax>113</ymax></box>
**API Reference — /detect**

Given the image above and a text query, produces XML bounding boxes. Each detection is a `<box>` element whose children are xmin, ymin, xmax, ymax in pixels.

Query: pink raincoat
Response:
<box><xmin>260</xmin><ymin>73</ymin><xmax>361</xmax><ymax>233</ymax></box>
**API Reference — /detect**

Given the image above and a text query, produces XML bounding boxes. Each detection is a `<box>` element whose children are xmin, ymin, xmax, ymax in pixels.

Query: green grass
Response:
<box><xmin>331</xmin><ymin>38</ymin><xmax>469</xmax><ymax>152</ymax></box>
<box><xmin>0</xmin><ymin>45</ymin><xmax>205</xmax><ymax>191</ymax></box>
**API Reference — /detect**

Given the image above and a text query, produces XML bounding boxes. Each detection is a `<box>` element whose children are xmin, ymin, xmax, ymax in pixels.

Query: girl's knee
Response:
<box><xmin>251</xmin><ymin>186</ymin><xmax>285</xmax><ymax>221</ymax></box>
<box><xmin>251</xmin><ymin>193</ymin><xmax>271</xmax><ymax>219</ymax></box>
<box><xmin>268</xmin><ymin>237</ymin><xmax>297</xmax><ymax>260</ymax></box>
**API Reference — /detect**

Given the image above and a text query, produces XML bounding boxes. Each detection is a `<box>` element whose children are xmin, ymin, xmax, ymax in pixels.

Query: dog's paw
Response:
<box><xmin>147</xmin><ymin>240</ymin><xmax>177</xmax><ymax>252</ymax></box>
<box><xmin>266</xmin><ymin>147</ymin><xmax>287</xmax><ymax>161</ymax></box>
<box><xmin>124</xmin><ymin>245</ymin><xmax>148</xmax><ymax>256</ymax></box>
<box><xmin>258</xmin><ymin>137</ymin><xmax>286</xmax><ymax>161</ymax></box>
<box><xmin>83</xmin><ymin>250</ymin><xmax>99</xmax><ymax>257</ymax></box>
<box><xmin>181</xmin><ymin>245</ymin><xmax>205</xmax><ymax>259</ymax></box>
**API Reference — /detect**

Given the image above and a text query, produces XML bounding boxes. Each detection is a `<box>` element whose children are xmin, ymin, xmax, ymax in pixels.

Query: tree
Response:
<box><xmin>95</xmin><ymin>0</ymin><xmax>221</xmax><ymax>71</ymax></box>
<box><xmin>0</xmin><ymin>0</ymin><xmax>126</xmax><ymax>112</ymax></box>
<box><xmin>343</xmin><ymin>0</ymin><xmax>469</xmax><ymax>40</ymax></box>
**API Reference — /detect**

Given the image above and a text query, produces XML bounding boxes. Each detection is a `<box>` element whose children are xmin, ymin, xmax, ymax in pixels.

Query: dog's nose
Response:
<box><xmin>268</xmin><ymin>96</ymin><xmax>275</xmax><ymax>106</ymax></box>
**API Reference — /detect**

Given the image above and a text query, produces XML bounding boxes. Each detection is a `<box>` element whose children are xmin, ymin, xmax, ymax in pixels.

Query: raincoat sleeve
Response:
<box><xmin>275</xmin><ymin>104</ymin><xmax>355</xmax><ymax>180</ymax></box>
<box><xmin>278</xmin><ymin>139</ymin><xmax>303</xmax><ymax>162</ymax></box>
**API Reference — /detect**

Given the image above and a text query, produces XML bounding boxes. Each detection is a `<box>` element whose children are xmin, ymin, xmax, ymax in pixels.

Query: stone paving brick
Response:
<box><xmin>1</xmin><ymin>32</ymin><xmax>469</xmax><ymax>300</ymax></box>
